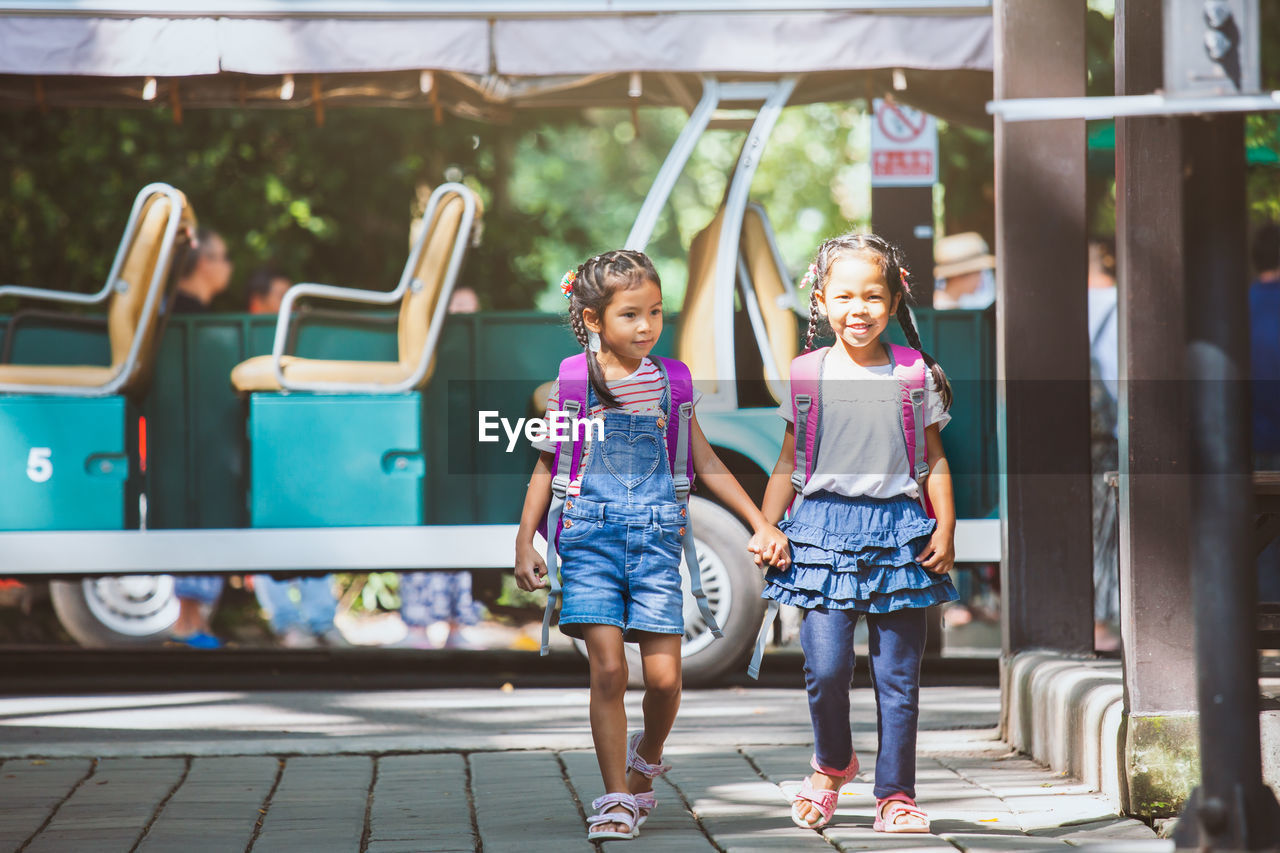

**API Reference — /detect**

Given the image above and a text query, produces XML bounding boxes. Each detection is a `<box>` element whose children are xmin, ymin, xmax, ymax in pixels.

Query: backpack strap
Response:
<box><xmin>539</xmin><ymin>353</ymin><xmax>589</xmax><ymax>655</ymax></box>
<box><xmin>653</xmin><ymin>356</ymin><xmax>695</xmax><ymax>499</ymax></box>
<box><xmin>749</xmin><ymin>346</ymin><xmax>825</xmax><ymax>679</ymax></box>
<box><xmin>747</xmin><ymin>598</ymin><xmax>779</xmax><ymax>680</ymax></box>
<box><xmin>653</xmin><ymin>357</ymin><xmax>722</xmax><ymax>640</ymax></box>
<box><xmin>887</xmin><ymin>343</ymin><xmax>932</xmax><ymax>517</ymax></box>
<box><xmin>788</xmin><ymin>347</ymin><xmax>828</xmax><ymax>515</ymax></box>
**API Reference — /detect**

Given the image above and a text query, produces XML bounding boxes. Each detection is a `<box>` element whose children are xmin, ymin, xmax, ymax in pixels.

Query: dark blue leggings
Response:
<box><xmin>799</xmin><ymin>605</ymin><xmax>927</xmax><ymax>800</ymax></box>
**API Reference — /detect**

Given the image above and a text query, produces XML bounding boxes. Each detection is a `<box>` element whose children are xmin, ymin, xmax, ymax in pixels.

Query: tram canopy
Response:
<box><xmin>0</xmin><ymin>1</ymin><xmax>993</xmax><ymax>123</ymax></box>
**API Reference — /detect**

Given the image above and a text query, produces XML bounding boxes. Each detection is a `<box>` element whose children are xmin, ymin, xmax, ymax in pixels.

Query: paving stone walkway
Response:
<box><xmin>0</xmin><ymin>687</ymin><xmax>1169</xmax><ymax>852</ymax></box>
<box><xmin>0</xmin><ymin>747</ymin><xmax>1168</xmax><ymax>851</ymax></box>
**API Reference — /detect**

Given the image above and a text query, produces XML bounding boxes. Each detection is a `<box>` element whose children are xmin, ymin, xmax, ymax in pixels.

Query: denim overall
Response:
<box><xmin>555</xmin><ymin>381</ymin><xmax>688</xmax><ymax>641</ymax></box>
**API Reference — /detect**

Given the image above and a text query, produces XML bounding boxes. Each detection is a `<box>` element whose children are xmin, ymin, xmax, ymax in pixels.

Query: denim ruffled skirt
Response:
<box><xmin>762</xmin><ymin>491</ymin><xmax>959</xmax><ymax>612</ymax></box>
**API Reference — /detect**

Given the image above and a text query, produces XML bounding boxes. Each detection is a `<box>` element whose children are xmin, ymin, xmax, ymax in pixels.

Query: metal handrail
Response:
<box><xmin>707</xmin><ymin>76</ymin><xmax>797</xmax><ymax>412</ymax></box>
<box><xmin>267</xmin><ymin>181</ymin><xmax>477</xmax><ymax>394</ymax></box>
<box><xmin>626</xmin><ymin>77</ymin><xmax>719</xmax><ymax>252</ymax></box>
<box><xmin>0</xmin><ymin>182</ymin><xmax>187</xmax><ymax>398</ymax></box>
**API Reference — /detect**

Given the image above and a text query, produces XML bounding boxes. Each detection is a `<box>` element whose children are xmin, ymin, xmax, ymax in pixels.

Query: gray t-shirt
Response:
<box><xmin>777</xmin><ymin>347</ymin><xmax>950</xmax><ymax>500</ymax></box>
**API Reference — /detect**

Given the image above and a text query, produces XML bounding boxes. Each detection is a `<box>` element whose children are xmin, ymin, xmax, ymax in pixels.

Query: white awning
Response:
<box><xmin>0</xmin><ymin>5</ymin><xmax>993</xmax><ymax>121</ymax></box>
<box><xmin>0</xmin><ymin>15</ymin><xmax>220</xmax><ymax>75</ymax></box>
<box><xmin>215</xmin><ymin>17</ymin><xmax>491</xmax><ymax>75</ymax></box>
<box><xmin>493</xmin><ymin>13</ymin><xmax>992</xmax><ymax>76</ymax></box>
<box><xmin>0</xmin><ymin>9</ymin><xmax>991</xmax><ymax>77</ymax></box>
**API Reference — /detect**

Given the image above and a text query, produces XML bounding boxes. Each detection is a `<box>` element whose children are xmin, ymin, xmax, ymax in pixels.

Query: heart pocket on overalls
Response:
<box><xmin>601</xmin><ymin>432</ymin><xmax>661</xmax><ymax>489</ymax></box>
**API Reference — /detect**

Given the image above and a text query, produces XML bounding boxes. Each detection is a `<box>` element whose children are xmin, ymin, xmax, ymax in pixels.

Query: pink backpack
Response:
<box><xmin>787</xmin><ymin>343</ymin><xmax>934</xmax><ymax>518</ymax></box>
<box><xmin>748</xmin><ymin>342</ymin><xmax>933</xmax><ymax>680</ymax></box>
<box><xmin>537</xmin><ymin>353</ymin><xmax>722</xmax><ymax>654</ymax></box>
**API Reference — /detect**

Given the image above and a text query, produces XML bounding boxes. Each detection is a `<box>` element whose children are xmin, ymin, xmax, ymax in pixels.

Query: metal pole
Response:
<box><xmin>1173</xmin><ymin>112</ymin><xmax>1280</xmax><ymax>851</ymax></box>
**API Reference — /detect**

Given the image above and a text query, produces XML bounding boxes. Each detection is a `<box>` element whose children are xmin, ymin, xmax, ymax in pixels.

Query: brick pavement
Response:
<box><xmin>0</xmin><ymin>687</ymin><xmax>1169</xmax><ymax>851</ymax></box>
<box><xmin>0</xmin><ymin>747</ymin><xmax>1168</xmax><ymax>852</ymax></box>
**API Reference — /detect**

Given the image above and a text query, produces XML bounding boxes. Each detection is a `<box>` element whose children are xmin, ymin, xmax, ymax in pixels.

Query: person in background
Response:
<box><xmin>246</xmin><ymin>264</ymin><xmax>292</xmax><ymax>316</ymax></box>
<box><xmin>396</xmin><ymin>286</ymin><xmax>486</xmax><ymax>649</ymax></box>
<box><xmin>1087</xmin><ymin>239</ymin><xmax>1121</xmax><ymax>653</ymax></box>
<box><xmin>932</xmin><ymin>232</ymin><xmax>995</xmax><ymax>311</ymax></box>
<box><xmin>1250</xmin><ymin>225</ymin><xmax>1280</xmax><ymax>602</ymax></box>
<box><xmin>167</xmin><ymin>226</ymin><xmax>233</xmax><ymax>648</ymax></box>
<box><xmin>244</xmin><ymin>266</ymin><xmax>350</xmax><ymax>648</ymax></box>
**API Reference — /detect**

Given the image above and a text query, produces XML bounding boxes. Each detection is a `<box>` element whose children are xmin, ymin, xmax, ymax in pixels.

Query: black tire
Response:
<box><xmin>50</xmin><ymin>576</ymin><xmax>180</xmax><ymax>648</ymax></box>
<box><xmin>572</xmin><ymin>495</ymin><xmax>767</xmax><ymax>687</ymax></box>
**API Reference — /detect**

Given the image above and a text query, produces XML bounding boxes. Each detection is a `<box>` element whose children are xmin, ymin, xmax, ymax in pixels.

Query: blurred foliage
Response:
<box><xmin>1247</xmin><ymin>0</ymin><xmax>1280</xmax><ymax>228</ymax></box>
<box><xmin>0</xmin><ymin>108</ymin><xmax>490</xmax><ymax>309</ymax></box>
<box><xmin>334</xmin><ymin>572</ymin><xmax>402</xmax><ymax>614</ymax></box>
<box><xmin>0</xmin><ymin>99</ymin><xmax>957</xmax><ymax>312</ymax></box>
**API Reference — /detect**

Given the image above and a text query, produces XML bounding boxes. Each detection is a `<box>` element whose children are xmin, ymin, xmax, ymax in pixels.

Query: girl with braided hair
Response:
<box><xmin>513</xmin><ymin>249</ymin><xmax>788</xmax><ymax>842</ymax></box>
<box><xmin>756</xmin><ymin>233</ymin><xmax>957</xmax><ymax>834</ymax></box>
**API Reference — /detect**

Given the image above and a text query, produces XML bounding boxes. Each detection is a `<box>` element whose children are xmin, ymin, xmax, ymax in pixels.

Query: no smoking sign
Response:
<box><xmin>871</xmin><ymin>98</ymin><xmax>937</xmax><ymax>187</ymax></box>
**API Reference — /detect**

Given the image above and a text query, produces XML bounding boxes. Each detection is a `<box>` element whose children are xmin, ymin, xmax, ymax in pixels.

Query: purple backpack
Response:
<box><xmin>537</xmin><ymin>354</ymin><xmax>722</xmax><ymax>654</ymax></box>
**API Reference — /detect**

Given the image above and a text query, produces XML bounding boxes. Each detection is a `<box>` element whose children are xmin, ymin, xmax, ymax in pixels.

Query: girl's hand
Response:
<box><xmin>515</xmin><ymin>540</ymin><xmax>549</xmax><ymax>591</ymax></box>
<box><xmin>749</xmin><ymin>527</ymin><xmax>791</xmax><ymax>571</ymax></box>
<box><xmin>916</xmin><ymin>529</ymin><xmax>955</xmax><ymax>575</ymax></box>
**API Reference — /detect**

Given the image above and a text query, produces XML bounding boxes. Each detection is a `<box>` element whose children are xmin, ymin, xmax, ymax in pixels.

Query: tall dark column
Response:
<box><xmin>1113</xmin><ymin>0</ymin><xmax>1199</xmax><ymax>819</ymax></box>
<box><xmin>1173</xmin><ymin>112</ymin><xmax>1280</xmax><ymax>851</ymax></box>
<box><xmin>993</xmin><ymin>0</ymin><xmax>1093</xmax><ymax>657</ymax></box>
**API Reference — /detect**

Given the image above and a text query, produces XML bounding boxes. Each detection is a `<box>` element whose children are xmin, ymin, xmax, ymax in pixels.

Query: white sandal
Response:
<box><xmin>586</xmin><ymin>792</ymin><xmax>641</xmax><ymax>841</ymax></box>
<box><xmin>626</xmin><ymin>731</ymin><xmax>671</xmax><ymax>829</ymax></box>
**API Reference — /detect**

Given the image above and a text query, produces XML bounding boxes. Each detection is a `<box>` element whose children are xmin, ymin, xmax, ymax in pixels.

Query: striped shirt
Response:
<box><xmin>531</xmin><ymin>357</ymin><xmax>701</xmax><ymax>495</ymax></box>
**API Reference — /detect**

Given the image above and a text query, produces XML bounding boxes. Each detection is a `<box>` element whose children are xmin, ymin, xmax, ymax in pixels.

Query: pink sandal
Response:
<box><xmin>790</xmin><ymin>753</ymin><xmax>860</xmax><ymax>830</ymax></box>
<box><xmin>626</xmin><ymin>732</ymin><xmax>671</xmax><ymax>829</ymax></box>
<box><xmin>874</xmin><ymin>793</ymin><xmax>930</xmax><ymax>833</ymax></box>
<box><xmin>587</xmin><ymin>792</ymin><xmax>641</xmax><ymax>841</ymax></box>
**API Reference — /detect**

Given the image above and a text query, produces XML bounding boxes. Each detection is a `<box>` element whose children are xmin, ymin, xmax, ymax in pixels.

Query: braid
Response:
<box><xmin>567</xmin><ymin>259</ymin><xmax>591</xmax><ymax>350</ymax></box>
<box><xmin>568</xmin><ymin>296</ymin><xmax>590</xmax><ymax>349</ymax></box>
<box><xmin>803</xmin><ymin>289</ymin><xmax>822</xmax><ymax>352</ymax></box>
<box><xmin>895</xmin><ymin>292</ymin><xmax>953</xmax><ymax>411</ymax></box>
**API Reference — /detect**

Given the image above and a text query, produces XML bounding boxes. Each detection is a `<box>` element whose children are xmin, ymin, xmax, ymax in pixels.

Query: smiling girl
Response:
<box><xmin>755</xmin><ymin>233</ymin><xmax>957</xmax><ymax>834</ymax></box>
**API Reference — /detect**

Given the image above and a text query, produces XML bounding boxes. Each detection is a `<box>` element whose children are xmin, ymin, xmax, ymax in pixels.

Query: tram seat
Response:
<box><xmin>677</xmin><ymin>202</ymin><xmax>799</xmax><ymax>404</ymax></box>
<box><xmin>0</xmin><ymin>183</ymin><xmax>194</xmax><ymax>399</ymax></box>
<box><xmin>229</xmin><ymin>183</ymin><xmax>481</xmax><ymax>393</ymax></box>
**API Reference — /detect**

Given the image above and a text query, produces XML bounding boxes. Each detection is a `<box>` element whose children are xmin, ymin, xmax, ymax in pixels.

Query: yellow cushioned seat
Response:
<box><xmin>230</xmin><ymin>185</ymin><xmax>481</xmax><ymax>393</ymax></box>
<box><xmin>0</xmin><ymin>365</ymin><xmax>119</xmax><ymax>387</ymax></box>
<box><xmin>0</xmin><ymin>186</ymin><xmax>195</xmax><ymax>397</ymax></box>
<box><xmin>230</xmin><ymin>356</ymin><xmax>410</xmax><ymax>392</ymax></box>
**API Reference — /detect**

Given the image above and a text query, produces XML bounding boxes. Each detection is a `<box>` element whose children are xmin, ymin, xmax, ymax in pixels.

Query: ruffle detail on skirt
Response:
<box><xmin>779</xmin><ymin>516</ymin><xmax>935</xmax><ymax>553</ymax></box>
<box><xmin>763</xmin><ymin>491</ymin><xmax>958</xmax><ymax>612</ymax></box>
<box><xmin>762</xmin><ymin>573</ymin><xmax>958</xmax><ymax>612</ymax></box>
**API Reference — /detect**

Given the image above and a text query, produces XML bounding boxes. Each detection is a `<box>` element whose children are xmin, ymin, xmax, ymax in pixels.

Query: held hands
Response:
<box><xmin>514</xmin><ymin>540</ymin><xmax>549</xmax><ymax>591</ymax></box>
<box><xmin>916</xmin><ymin>528</ymin><xmax>955</xmax><ymax>575</ymax></box>
<box><xmin>748</xmin><ymin>526</ymin><xmax>791</xmax><ymax>571</ymax></box>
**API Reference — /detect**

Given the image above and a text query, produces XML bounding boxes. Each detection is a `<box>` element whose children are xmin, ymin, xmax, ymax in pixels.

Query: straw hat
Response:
<box><xmin>934</xmin><ymin>232</ymin><xmax>996</xmax><ymax>279</ymax></box>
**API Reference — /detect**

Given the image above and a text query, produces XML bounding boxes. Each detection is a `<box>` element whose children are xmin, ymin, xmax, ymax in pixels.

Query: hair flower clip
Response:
<box><xmin>798</xmin><ymin>262</ymin><xmax>818</xmax><ymax>290</ymax></box>
<box><xmin>560</xmin><ymin>270</ymin><xmax>577</xmax><ymax>300</ymax></box>
<box><xmin>899</xmin><ymin>267</ymin><xmax>912</xmax><ymax>294</ymax></box>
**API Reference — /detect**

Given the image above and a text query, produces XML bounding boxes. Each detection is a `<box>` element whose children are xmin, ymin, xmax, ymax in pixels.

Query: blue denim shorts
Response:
<box><xmin>556</xmin><ymin>496</ymin><xmax>687</xmax><ymax>641</ymax></box>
